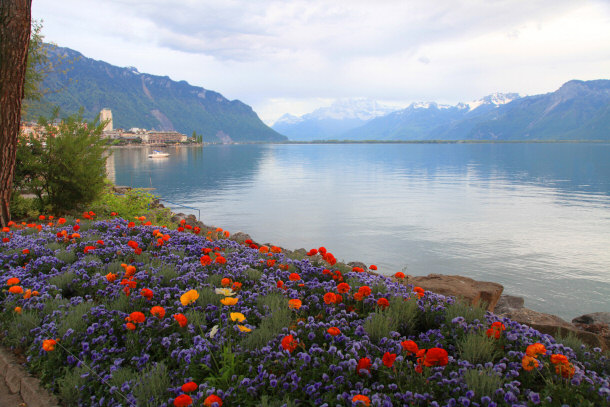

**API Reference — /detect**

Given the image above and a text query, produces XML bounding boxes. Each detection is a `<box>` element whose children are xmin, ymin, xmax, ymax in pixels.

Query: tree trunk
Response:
<box><xmin>0</xmin><ymin>0</ymin><xmax>32</xmax><ymax>226</ymax></box>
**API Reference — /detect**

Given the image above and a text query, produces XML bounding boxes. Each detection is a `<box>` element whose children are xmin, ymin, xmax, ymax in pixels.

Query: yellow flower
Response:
<box><xmin>215</xmin><ymin>287</ymin><xmax>236</xmax><ymax>296</ymax></box>
<box><xmin>237</xmin><ymin>325</ymin><xmax>252</xmax><ymax>332</ymax></box>
<box><xmin>220</xmin><ymin>297</ymin><xmax>238</xmax><ymax>306</ymax></box>
<box><xmin>230</xmin><ymin>312</ymin><xmax>246</xmax><ymax>322</ymax></box>
<box><xmin>180</xmin><ymin>289</ymin><xmax>199</xmax><ymax>306</ymax></box>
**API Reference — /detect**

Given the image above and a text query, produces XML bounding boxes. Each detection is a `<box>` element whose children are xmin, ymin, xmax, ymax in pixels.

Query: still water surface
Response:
<box><xmin>108</xmin><ymin>143</ymin><xmax>610</xmax><ymax>320</ymax></box>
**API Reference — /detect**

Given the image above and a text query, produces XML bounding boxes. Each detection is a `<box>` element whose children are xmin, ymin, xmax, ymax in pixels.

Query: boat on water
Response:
<box><xmin>148</xmin><ymin>150</ymin><xmax>170</xmax><ymax>158</ymax></box>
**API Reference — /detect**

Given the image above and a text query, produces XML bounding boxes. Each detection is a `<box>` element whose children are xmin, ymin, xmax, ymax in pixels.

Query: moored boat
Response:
<box><xmin>148</xmin><ymin>150</ymin><xmax>170</xmax><ymax>158</ymax></box>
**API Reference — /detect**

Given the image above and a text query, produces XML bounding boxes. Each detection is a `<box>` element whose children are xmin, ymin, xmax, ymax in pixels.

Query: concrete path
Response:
<box><xmin>0</xmin><ymin>378</ymin><xmax>25</xmax><ymax>407</ymax></box>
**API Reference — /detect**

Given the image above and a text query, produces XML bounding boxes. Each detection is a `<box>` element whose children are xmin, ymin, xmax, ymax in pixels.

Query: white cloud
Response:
<box><xmin>32</xmin><ymin>0</ymin><xmax>610</xmax><ymax>123</ymax></box>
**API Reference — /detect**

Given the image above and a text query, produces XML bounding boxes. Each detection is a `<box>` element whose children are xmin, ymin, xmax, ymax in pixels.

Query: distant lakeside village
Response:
<box><xmin>21</xmin><ymin>108</ymin><xmax>196</xmax><ymax>146</ymax></box>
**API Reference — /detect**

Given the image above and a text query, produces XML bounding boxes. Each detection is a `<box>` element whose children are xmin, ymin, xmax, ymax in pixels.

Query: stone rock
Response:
<box><xmin>572</xmin><ymin>312</ymin><xmax>610</xmax><ymax>326</ymax></box>
<box><xmin>571</xmin><ymin>312</ymin><xmax>610</xmax><ymax>346</ymax></box>
<box><xmin>500</xmin><ymin>308</ymin><xmax>608</xmax><ymax>351</ymax></box>
<box><xmin>347</xmin><ymin>261</ymin><xmax>368</xmax><ymax>271</ymax></box>
<box><xmin>493</xmin><ymin>295</ymin><xmax>525</xmax><ymax>314</ymax></box>
<box><xmin>229</xmin><ymin>232</ymin><xmax>252</xmax><ymax>244</ymax></box>
<box><xmin>5</xmin><ymin>364</ymin><xmax>25</xmax><ymax>394</ymax></box>
<box><xmin>408</xmin><ymin>274</ymin><xmax>503</xmax><ymax>312</ymax></box>
<box><xmin>21</xmin><ymin>376</ymin><xmax>60</xmax><ymax>407</ymax></box>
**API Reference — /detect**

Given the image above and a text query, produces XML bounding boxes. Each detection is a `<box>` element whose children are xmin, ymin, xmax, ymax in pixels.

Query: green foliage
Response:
<box><xmin>156</xmin><ymin>265</ymin><xmax>180</xmax><ymax>287</ymax></box>
<box><xmin>57</xmin><ymin>365</ymin><xmax>89</xmax><ymax>405</ymax></box>
<box><xmin>2</xmin><ymin>310</ymin><xmax>42</xmax><ymax>348</ymax></box>
<box><xmin>243</xmin><ymin>295</ymin><xmax>291</xmax><ymax>350</ymax></box>
<box><xmin>463</xmin><ymin>368</ymin><xmax>504</xmax><ymax>399</ymax></box>
<box><xmin>245</xmin><ymin>268</ymin><xmax>262</xmax><ymax>282</ymax></box>
<box><xmin>132</xmin><ymin>363</ymin><xmax>171</xmax><ymax>407</ymax></box>
<box><xmin>56</xmin><ymin>301</ymin><xmax>95</xmax><ymax>337</ymax></box>
<box><xmin>15</xmin><ymin>111</ymin><xmax>109</xmax><ymax>213</ymax></box>
<box><xmin>8</xmin><ymin>193</ymin><xmax>40</xmax><ymax>220</ymax></box>
<box><xmin>444</xmin><ymin>299</ymin><xmax>487</xmax><ymax>325</ymax></box>
<box><xmin>55</xmin><ymin>249</ymin><xmax>77</xmax><ymax>265</ymax></box>
<box><xmin>47</xmin><ymin>271</ymin><xmax>77</xmax><ymax>293</ymax></box>
<box><xmin>89</xmin><ymin>183</ymin><xmax>174</xmax><ymax>225</ymax></box>
<box><xmin>458</xmin><ymin>331</ymin><xmax>499</xmax><ymax>365</ymax></box>
<box><xmin>365</xmin><ymin>296</ymin><xmax>419</xmax><ymax>341</ymax></box>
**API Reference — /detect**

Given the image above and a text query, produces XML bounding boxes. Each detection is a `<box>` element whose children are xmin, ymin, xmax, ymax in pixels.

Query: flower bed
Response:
<box><xmin>1</xmin><ymin>215</ymin><xmax>609</xmax><ymax>406</ymax></box>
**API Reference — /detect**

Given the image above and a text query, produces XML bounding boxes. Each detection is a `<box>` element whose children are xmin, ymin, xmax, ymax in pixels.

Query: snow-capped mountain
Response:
<box><xmin>465</xmin><ymin>92</ymin><xmax>521</xmax><ymax>111</ymax></box>
<box><xmin>272</xmin><ymin>98</ymin><xmax>400</xmax><ymax>141</ymax></box>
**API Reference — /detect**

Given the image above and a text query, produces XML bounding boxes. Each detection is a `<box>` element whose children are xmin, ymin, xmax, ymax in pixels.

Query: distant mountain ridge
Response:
<box><xmin>272</xmin><ymin>98</ymin><xmax>399</xmax><ymax>141</ymax></box>
<box><xmin>26</xmin><ymin>45</ymin><xmax>286</xmax><ymax>143</ymax></box>
<box><xmin>275</xmin><ymin>82</ymin><xmax>609</xmax><ymax>141</ymax></box>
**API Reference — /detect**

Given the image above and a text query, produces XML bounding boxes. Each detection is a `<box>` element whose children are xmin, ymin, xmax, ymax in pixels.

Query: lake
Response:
<box><xmin>107</xmin><ymin>143</ymin><xmax>610</xmax><ymax>321</ymax></box>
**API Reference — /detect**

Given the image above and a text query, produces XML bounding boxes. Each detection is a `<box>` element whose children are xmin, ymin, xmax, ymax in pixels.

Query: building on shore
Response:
<box><xmin>141</xmin><ymin>131</ymin><xmax>187</xmax><ymax>144</ymax></box>
<box><xmin>100</xmin><ymin>108</ymin><xmax>113</xmax><ymax>131</ymax></box>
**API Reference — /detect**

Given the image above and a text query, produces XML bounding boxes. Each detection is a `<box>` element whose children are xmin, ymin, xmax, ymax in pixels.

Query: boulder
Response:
<box><xmin>500</xmin><ymin>308</ymin><xmax>608</xmax><ymax>351</ymax></box>
<box><xmin>229</xmin><ymin>232</ymin><xmax>252</xmax><ymax>244</ymax></box>
<box><xmin>572</xmin><ymin>312</ymin><xmax>610</xmax><ymax>347</ymax></box>
<box><xmin>408</xmin><ymin>274</ymin><xmax>503</xmax><ymax>312</ymax></box>
<box><xmin>493</xmin><ymin>295</ymin><xmax>525</xmax><ymax>314</ymax></box>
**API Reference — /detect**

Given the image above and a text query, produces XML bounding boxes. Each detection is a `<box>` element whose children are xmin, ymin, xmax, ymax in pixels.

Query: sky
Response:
<box><xmin>33</xmin><ymin>0</ymin><xmax>610</xmax><ymax>125</ymax></box>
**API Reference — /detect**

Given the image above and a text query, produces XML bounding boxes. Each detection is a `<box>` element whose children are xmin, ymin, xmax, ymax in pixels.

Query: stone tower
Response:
<box><xmin>100</xmin><ymin>108</ymin><xmax>113</xmax><ymax>131</ymax></box>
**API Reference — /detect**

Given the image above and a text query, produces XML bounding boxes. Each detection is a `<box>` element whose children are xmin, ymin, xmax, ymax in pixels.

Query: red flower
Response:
<box><xmin>127</xmin><ymin>311</ymin><xmax>146</xmax><ymax>324</ymax></box>
<box><xmin>73</xmin><ymin>224</ymin><xmax>80</xmax><ymax>232</ymax></box>
<box><xmin>127</xmin><ymin>221</ymin><xmax>135</xmax><ymax>228</ymax></box>
<box><xmin>369</xmin><ymin>264</ymin><xmax>377</xmax><ymax>271</ymax></box>
<box><xmin>413</xmin><ymin>286</ymin><xmax>425</xmax><ymax>298</ymax></box>
<box><xmin>232</xmin><ymin>281</ymin><xmax>242</xmax><ymax>291</ymax></box>
<box><xmin>134</xmin><ymin>247</ymin><xmax>142</xmax><ymax>255</ymax></box>
<box><xmin>96</xmin><ymin>240</ymin><xmax>104</xmax><ymax>245</ymax></box>
<box><xmin>336</xmin><ymin>282</ymin><xmax>350</xmax><ymax>293</ymax></box>
<box><xmin>422</xmin><ymin>347</ymin><xmax>449</xmax><ymax>367</ymax></box>
<box><xmin>382</xmin><ymin>352</ymin><xmax>397</xmax><ymax>368</ymax></box>
<box><xmin>215</xmin><ymin>256</ymin><xmax>227</xmax><ymax>264</ymax></box>
<box><xmin>127</xmin><ymin>240</ymin><xmax>139</xmax><ymax>249</ymax></box>
<box><xmin>173</xmin><ymin>394</ymin><xmax>193</xmax><ymax>407</ymax></box>
<box><xmin>486</xmin><ymin>328</ymin><xmax>502</xmax><ymax>339</ymax></box>
<box><xmin>202</xmin><ymin>248</ymin><xmax>213</xmax><ymax>254</ymax></box>
<box><xmin>221</xmin><ymin>277</ymin><xmax>232</xmax><ymax>287</ymax></box>
<box><xmin>181</xmin><ymin>381</ymin><xmax>198</xmax><ymax>393</ymax></box>
<box><xmin>150</xmin><ymin>306</ymin><xmax>166</xmax><ymax>319</ymax></box>
<box><xmin>281</xmin><ymin>335</ymin><xmax>298</xmax><ymax>353</ymax></box>
<box><xmin>394</xmin><ymin>272</ymin><xmax>405</xmax><ymax>279</ymax></box>
<box><xmin>140</xmin><ymin>288</ymin><xmax>154</xmax><ymax>300</ymax></box>
<box><xmin>358</xmin><ymin>286</ymin><xmax>372</xmax><ymax>297</ymax></box>
<box><xmin>356</xmin><ymin>357</ymin><xmax>371</xmax><ymax>376</ymax></box>
<box><xmin>352</xmin><ymin>266</ymin><xmax>364</xmax><ymax>273</ymax></box>
<box><xmin>83</xmin><ymin>245</ymin><xmax>96</xmax><ymax>254</ymax></box>
<box><xmin>401</xmin><ymin>340</ymin><xmax>419</xmax><ymax>354</ymax></box>
<box><xmin>125</xmin><ymin>322</ymin><xmax>136</xmax><ymax>331</ymax></box>
<box><xmin>267</xmin><ymin>259</ymin><xmax>276</xmax><ymax>267</ymax></box>
<box><xmin>377</xmin><ymin>297</ymin><xmax>390</xmax><ymax>309</ymax></box>
<box><xmin>352</xmin><ymin>395</ymin><xmax>371</xmax><ymax>406</ymax></box>
<box><xmin>203</xmin><ymin>394</ymin><xmax>223</xmax><ymax>407</ymax></box>
<box><xmin>307</xmin><ymin>249</ymin><xmax>318</xmax><ymax>256</ymax></box>
<box><xmin>323</xmin><ymin>292</ymin><xmax>337</xmax><ymax>304</ymax></box>
<box><xmin>22</xmin><ymin>249</ymin><xmax>30</xmax><ymax>254</ymax></box>
<box><xmin>327</xmin><ymin>327</ymin><xmax>341</xmax><ymax>336</ymax></box>
<box><xmin>318</xmin><ymin>246</ymin><xmax>327</xmax><ymax>255</ymax></box>
<box><xmin>200</xmin><ymin>255</ymin><xmax>212</xmax><ymax>266</ymax></box>
<box><xmin>276</xmin><ymin>280</ymin><xmax>284</xmax><ymax>288</ymax></box>
<box><xmin>173</xmin><ymin>313</ymin><xmax>188</xmax><ymax>327</ymax></box>
<box><xmin>289</xmin><ymin>273</ymin><xmax>301</xmax><ymax>281</ymax></box>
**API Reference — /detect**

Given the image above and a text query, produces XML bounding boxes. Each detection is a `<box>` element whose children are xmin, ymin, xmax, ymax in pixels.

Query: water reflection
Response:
<box><xmin>110</xmin><ymin>143</ymin><xmax>610</xmax><ymax>320</ymax></box>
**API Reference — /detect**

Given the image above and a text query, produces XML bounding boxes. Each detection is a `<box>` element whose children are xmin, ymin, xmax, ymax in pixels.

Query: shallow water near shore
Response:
<box><xmin>108</xmin><ymin>143</ymin><xmax>610</xmax><ymax>321</ymax></box>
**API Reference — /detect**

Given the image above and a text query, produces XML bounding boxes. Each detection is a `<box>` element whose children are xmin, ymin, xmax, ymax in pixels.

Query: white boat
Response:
<box><xmin>148</xmin><ymin>150</ymin><xmax>170</xmax><ymax>158</ymax></box>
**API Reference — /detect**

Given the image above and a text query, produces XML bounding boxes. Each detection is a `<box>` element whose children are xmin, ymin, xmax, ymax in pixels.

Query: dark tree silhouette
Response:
<box><xmin>0</xmin><ymin>0</ymin><xmax>32</xmax><ymax>226</ymax></box>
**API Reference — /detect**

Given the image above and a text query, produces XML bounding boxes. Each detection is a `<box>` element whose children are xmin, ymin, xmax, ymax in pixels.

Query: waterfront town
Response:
<box><xmin>20</xmin><ymin>108</ymin><xmax>189</xmax><ymax>144</ymax></box>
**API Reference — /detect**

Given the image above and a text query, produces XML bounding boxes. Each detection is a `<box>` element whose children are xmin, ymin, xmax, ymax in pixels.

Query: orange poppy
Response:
<box><xmin>9</xmin><ymin>286</ymin><xmax>23</xmax><ymax>294</ymax></box>
<box><xmin>42</xmin><ymin>339</ymin><xmax>57</xmax><ymax>352</ymax></box>
<box><xmin>221</xmin><ymin>278</ymin><xmax>232</xmax><ymax>287</ymax></box>
<box><xmin>215</xmin><ymin>256</ymin><xmax>227</xmax><ymax>264</ymax></box>
<box><xmin>413</xmin><ymin>286</ymin><xmax>425</xmax><ymax>298</ymax></box>
<box><xmin>127</xmin><ymin>311</ymin><xmax>146</xmax><ymax>324</ymax></box>
<box><xmin>174</xmin><ymin>394</ymin><xmax>193</xmax><ymax>407</ymax></box>
<box><xmin>369</xmin><ymin>265</ymin><xmax>377</xmax><ymax>270</ymax></box>
<box><xmin>281</xmin><ymin>335</ymin><xmax>298</xmax><ymax>353</ymax></box>
<box><xmin>422</xmin><ymin>347</ymin><xmax>449</xmax><ymax>367</ymax></box>
<box><xmin>377</xmin><ymin>297</ymin><xmax>390</xmax><ymax>309</ymax></box>
<box><xmin>327</xmin><ymin>327</ymin><xmax>341</xmax><ymax>336</ymax></box>
<box><xmin>382</xmin><ymin>352</ymin><xmax>397</xmax><ymax>368</ymax></box>
<box><xmin>173</xmin><ymin>313</ymin><xmax>188</xmax><ymax>327</ymax></box>
<box><xmin>526</xmin><ymin>343</ymin><xmax>547</xmax><ymax>358</ymax></box>
<box><xmin>220</xmin><ymin>297</ymin><xmax>238</xmax><ymax>306</ymax></box>
<box><xmin>203</xmin><ymin>394</ymin><xmax>223</xmax><ymax>407</ymax></box>
<box><xmin>522</xmin><ymin>355</ymin><xmax>539</xmax><ymax>371</ymax></box>
<box><xmin>259</xmin><ymin>246</ymin><xmax>269</xmax><ymax>253</ymax></box>
<box><xmin>401</xmin><ymin>340</ymin><xmax>419</xmax><ymax>354</ymax></box>
<box><xmin>232</xmin><ymin>281</ymin><xmax>242</xmax><ymax>291</ymax></box>
<box><xmin>150</xmin><ymin>306</ymin><xmax>165</xmax><ymax>319</ymax></box>
<box><xmin>323</xmin><ymin>292</ymin><xmax>337</xmax><ymax>304</ymax></box>
<box><xmin>358</xmin><ymin>286</ymin><xmax>372</xmax><ymax>297</ymax></box>
<box><xmin>289</xmin><ymin>273</ymin><xmax>301</xmax><ymax>281</ymax></box>
<box><xmin>336</xmin><ymin>282</ymin><xmax>350</xmax><ymax>293</ymax></box>
<box><xmin>200</xmin><ymin>255</ymin><xmax>212</xmax><ymax>266</ymax></box>
<box><xmin>352</xmin><ymin>395</ymin><xmax>370</xmax><ymax>406</ymax></box>
<box><xmin>125</xmin><ymin>322</ymin><xmax>136</xmax><ymax>331</ymax></box>
<box><xmin>6</xmin><ymin>277</ymin><xmax>19</xmax><ymax>286</ymax></box>
<box><xmin>394</xmin><ymin>272</ymin><xmax>405</xmax><ymax>279</ymax></box>
<box><xmin>288</xmin><ymin>299</ymin><xmax>302</xmax><ymax>309</ymax></box>
<box><xmin>181</xmin><ymin>382</ymin><xmax>198</xmax><ymax>393</ymax></box>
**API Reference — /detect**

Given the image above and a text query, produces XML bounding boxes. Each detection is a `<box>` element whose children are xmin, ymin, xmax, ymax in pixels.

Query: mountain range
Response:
<box><xmin>26</xmin><ymin>45</ymin><xmax>286</xmax><ymax>143</ymax></box>
<box><xmin>273</xmin><ymin>81</ymin><xmax>610</xmax><ymax>141</ymax></box>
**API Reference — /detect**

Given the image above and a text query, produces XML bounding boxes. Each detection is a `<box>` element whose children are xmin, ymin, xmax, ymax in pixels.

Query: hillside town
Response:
<box><xmin>20</xmin><ymin>108</ymin><xmax>190</xmax><ymax>145</ymax></box>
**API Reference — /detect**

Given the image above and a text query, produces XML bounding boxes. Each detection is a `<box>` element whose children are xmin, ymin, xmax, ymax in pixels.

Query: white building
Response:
<box><xmin>100</xmin><ymin>108</ymin><xmax>113</xmax><ymax>132</ymax></box>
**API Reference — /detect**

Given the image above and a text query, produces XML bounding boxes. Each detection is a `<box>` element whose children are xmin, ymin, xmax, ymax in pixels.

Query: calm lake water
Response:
<box><xmin>107</xmin><ymin>143</ymin><xmax>610</xmax><ymax>321</ymax></box>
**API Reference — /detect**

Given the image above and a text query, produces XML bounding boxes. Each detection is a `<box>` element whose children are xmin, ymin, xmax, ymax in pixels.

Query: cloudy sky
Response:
<box><xmin>33</xmin><ymin>0</ymin><xmax>610</xmax><ymax>124</ymax></box>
